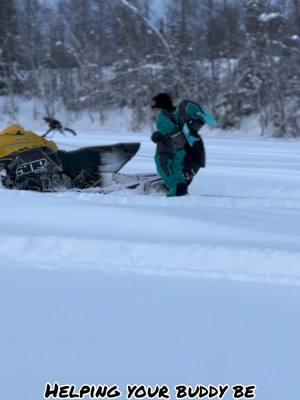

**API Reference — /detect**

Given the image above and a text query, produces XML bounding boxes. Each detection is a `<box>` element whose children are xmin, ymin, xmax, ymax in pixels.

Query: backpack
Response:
<box><xmin>176</xmin><ymin>100</ymin><xmax>218</xmax><ymax>146</ymax></box>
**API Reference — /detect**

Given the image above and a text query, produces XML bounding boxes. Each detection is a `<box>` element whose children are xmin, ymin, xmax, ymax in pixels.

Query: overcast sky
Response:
<box><xmin>151</xmin><ymin>0</ymin><xmax>166</xmax><ymax>19</ymax></box>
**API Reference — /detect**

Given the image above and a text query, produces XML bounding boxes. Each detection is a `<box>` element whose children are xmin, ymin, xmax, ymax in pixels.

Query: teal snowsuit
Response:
<box><xmin>154</xmin><ymin>110</ymin><xmax>187</xmax><ymax>197</ymax></box>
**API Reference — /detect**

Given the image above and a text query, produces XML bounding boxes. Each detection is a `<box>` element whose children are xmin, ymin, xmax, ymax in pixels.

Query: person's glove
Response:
<box><xmin>151</xmin><ymin>131</ymin><xmax>164</xmax><ymax>143</ymax></box>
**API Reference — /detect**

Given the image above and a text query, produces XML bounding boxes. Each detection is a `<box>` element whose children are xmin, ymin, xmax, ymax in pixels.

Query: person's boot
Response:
<box><xmin>175</xmin><ymin>182</ymin><xmax>188</xmax><ymax>196</ymax></box>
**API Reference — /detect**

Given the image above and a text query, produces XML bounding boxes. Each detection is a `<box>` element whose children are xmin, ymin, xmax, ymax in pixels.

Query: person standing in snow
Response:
<box><xmin>151</xmin><ymin>93</ymin><xmax>207</xmax><ymax>197</ymax></box>
<box><xmin>151</xmin><ymin>93</ymin><xmax>188</xmax><ymax>197</ymax></box>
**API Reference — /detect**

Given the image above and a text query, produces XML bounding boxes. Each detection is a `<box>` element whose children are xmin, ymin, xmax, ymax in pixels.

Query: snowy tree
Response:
<box><xmin>0</xmin><ymin>0</ymin><xmax>298</xmax><ymax>135</ymax></box>
<box><xmin>0</xmin><ymin>0</ymin><xmax>21</xmax><ymax>118</ymax></box>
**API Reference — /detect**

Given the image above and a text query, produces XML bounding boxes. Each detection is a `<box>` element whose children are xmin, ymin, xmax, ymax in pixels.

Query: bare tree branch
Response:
<box><xmin>120</xmin><ymin>0</ymin><xmax>188</xmax><ymax>95</ymax></box>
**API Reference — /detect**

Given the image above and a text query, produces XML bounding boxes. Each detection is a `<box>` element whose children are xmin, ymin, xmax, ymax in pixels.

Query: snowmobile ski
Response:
<box><xmin>82</xmin><ymin>173</ymin><xmax>165</xmax><ymax>195</ymax></box>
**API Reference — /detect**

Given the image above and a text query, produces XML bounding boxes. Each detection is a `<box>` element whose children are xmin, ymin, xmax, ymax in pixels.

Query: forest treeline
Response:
<box><xmin>0</xmin><ymin>0</ymin><xmax>299</xmax><ymax>135</ymax></box>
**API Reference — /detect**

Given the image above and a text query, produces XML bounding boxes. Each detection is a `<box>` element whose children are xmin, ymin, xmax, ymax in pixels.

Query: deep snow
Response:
<box><xmin>0</xmin><ymin>123</ymin><xmax>300</xmax><ymax>400</ymax></box>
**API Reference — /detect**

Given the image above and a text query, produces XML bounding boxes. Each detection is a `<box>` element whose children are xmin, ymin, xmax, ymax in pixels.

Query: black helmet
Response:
<box><xmin>151</xmin><ymin>93</ymin><xmax>174</xmax><ymax>112</ymax></box>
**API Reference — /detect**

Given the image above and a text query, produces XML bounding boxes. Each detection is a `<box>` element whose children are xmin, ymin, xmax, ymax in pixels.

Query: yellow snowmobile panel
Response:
<box><xmin>0</xmin><ymin>125</ymin><xmax>58</xmax><ymax>158</ymax></box>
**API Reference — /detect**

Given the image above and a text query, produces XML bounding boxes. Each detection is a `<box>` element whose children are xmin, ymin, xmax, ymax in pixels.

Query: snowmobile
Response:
<box><xmin>0</xmin><ymin>119</ymin><xmax>164</xmax><ymax>194</ymax></box>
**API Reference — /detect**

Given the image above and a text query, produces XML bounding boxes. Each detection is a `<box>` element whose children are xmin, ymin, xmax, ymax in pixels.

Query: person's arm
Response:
<box><xmin>156</xmin><ymin>110</ymin><xmax>179</xmax><ymax>137</ymax></box>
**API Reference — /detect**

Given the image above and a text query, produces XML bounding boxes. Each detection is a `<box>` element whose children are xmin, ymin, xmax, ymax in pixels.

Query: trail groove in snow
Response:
<box><xmin>8</xmin><ymin>187</ymin><xmax>300</xmax><ymax>210</ymax></box>
<box><xmin>1</xmin><ymin>234</ymin><xmax>300</xmax><ymax>286</ymax></box>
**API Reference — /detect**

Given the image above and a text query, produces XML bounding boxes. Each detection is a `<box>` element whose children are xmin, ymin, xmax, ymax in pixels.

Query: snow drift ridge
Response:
<box><xmin>1</xmin><ymin>234</ymin><xmax>299</xmax><ymax>286</ymax></box>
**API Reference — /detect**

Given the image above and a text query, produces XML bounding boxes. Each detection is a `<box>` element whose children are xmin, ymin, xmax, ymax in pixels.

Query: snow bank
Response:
<box><xmin>0</xmin><ymin>96</ymin><xmax>280</xmax><ymax>139</ymax></box>
<box><xmin>0</xmin><ymin>96</ymin><xmax>143</xmax><ymax>134</ymax></box>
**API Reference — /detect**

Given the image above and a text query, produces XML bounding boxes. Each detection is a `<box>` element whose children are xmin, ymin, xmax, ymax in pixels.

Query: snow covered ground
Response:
<box><xmin>1</xmin><ymin>124</ymin><xmax>300</xmax><ymax>400</ymax></box>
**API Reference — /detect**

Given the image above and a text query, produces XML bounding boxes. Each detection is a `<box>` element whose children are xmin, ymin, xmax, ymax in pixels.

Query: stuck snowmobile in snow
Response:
<box><xmin>0</xmin><ymin>120</ymin><xmax>163</xmax><ymax>193</ymax></box>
